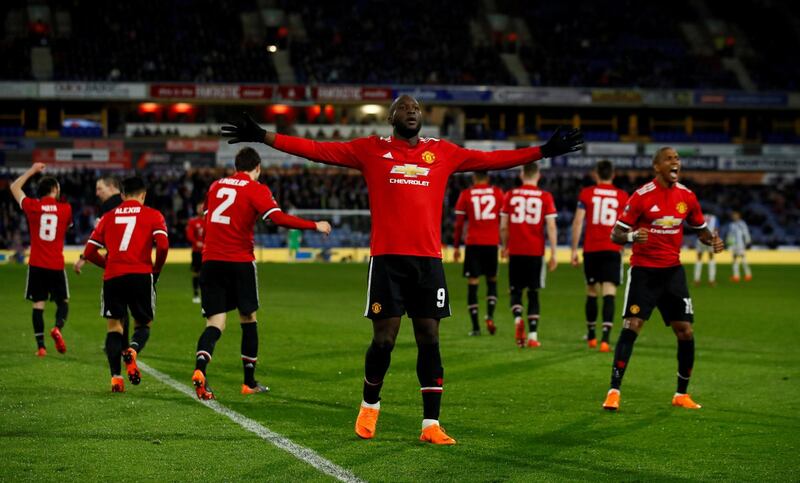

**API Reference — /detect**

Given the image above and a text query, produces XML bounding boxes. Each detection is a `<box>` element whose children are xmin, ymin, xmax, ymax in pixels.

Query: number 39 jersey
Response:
<box><xmin>501</xmin><ymin>184</ymin><xmax>557</xmax><ymax>256</ymax></box>
<box><xmin>202</xmin><ymin>172</ymin><xmax>280</xmax><ymax>263</ymax></box>
<box><xmin>89</xmin><ymin>199</ymin><xmax>168</xmax><ymax>280</ymax></box>
<box><xmin>453</xmin><ymin>184</ymin><xmax>504</xmax><ymax>246</ymax></box>
<box><xmin>577</xmin><ymin>183</ymin><xmax>629</xmax><ymax>253</ymax></box>
<box><xmin>20</xmin><ymin>195</ymin><xmax>72</xmax><ymax>270</ymax></box>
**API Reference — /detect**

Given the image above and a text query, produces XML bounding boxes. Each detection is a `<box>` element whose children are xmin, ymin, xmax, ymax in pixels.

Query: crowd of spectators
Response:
<box><xmin>1</xmin><ymin>167</ymin><xmax>798</xmax><ymax>256</ymax></box>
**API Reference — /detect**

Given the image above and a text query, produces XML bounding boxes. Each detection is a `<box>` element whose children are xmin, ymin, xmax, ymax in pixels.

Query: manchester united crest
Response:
<box><xmin>421</xmin><ymin>151</ymin><xmax>436</xmax><ymax>164</ymax></box>
<box><xmin>371</xmin><ymin>302</ymin><xmax>382</xmax><ymax>314</ymax></box>
<box><xmin>676</xmin><ymin>201</ymin><xmax>688</xmax><ymax>214</ymax></box>
<box><xmin>630</xmin><ymin>305</ymin><xmax>640</xmax><ymax>315</ymax></box>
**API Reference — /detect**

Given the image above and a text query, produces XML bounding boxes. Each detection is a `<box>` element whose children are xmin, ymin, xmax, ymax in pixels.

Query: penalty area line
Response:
<box><xmin>138</xmin><ymin>361</ymin><xmax>365</xmax><ymax>483</ymax></box>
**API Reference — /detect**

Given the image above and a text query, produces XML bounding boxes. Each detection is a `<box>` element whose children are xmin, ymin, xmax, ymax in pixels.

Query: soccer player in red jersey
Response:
<box><xmin>221</xmin><ymin>96</ymin><xmax>583</xmax><ymax>444</ymax></box>
<box><xmin>82</xmin><ymin>177</ymin><xmax>170</xmax><ymax>392</ymax></box>
<box><xmin>185</xmin><ymin>202</ymin><xmax>206</xmax><ymax>304</ymax></box>
<box><xmin>10</xmin><ymin>163</ymin><xmax>72</xmax><ymax>356</ymax></box>
<box><xmin>452</xmin><ymin>171</ymin><xmax>504</xmax><ymax>336</ymax></box>
<box><xmin>190</xmin><ymin>147</ymin><xmax>331</xmax><ymax>400</ymax></box>
<box><xmin>601</xmin><ymin>148</ymin><xmax>723</xmax><ymax>411</ymax></box>
<box><xmin>500</xmin><ymin>163</ymin><xmax>558</xmax><ymax>349</ymax></box>
<box><xmin>570</xmin><ymin>160</ymin><xmax>629</xmax><ymax>352</ymax></box>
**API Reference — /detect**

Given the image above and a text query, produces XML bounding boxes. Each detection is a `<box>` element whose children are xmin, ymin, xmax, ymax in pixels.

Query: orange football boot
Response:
<box><xmin>122</xmin><ymin>348</ymin><xmax>141</xmax><ymax>385</ymax></box>
<box><xmin>355</xmin><ymin>404</ymin><xmax>380</xmax><ymax>439</ymax></box>
<box><xmin>603</xmin><ymin>389</ymin><xmax>620</xmax><ymax>411</ymax></box>
<box><xmin>420</xmin><ymin>423</ymin><xmax>456</xmax><ymax>445</ymax></box>
<box><xmin>241</xmin><ymin>383</ymin><xmax>270</xmax><ymax>395</ymax></box>
<box><xmin>111</xmin><ymin>376</ymin><xmax>125</xmax><ymax>393</ymax></box>
<box><xmin>50</xmin><ymin>327</ymin><xmax>67</xmax><ymax>354</ymax></box>
<box><xmin>514</xmin><ymin>318</ymin><xmax>525</xmax><ymax>348</ymax></box>
<box><xmin>599</xmin><ymin>341</ymin><xmax>611</xmax><ymax>353</ymax></box>
<box><xmin>587</xmin><ymin>338</ymin><xmax>598</xmax><ymax>349</ymax></box>
<box><xmin>35</xmin><ymin>347</ymin><xmax>47</xmax><ymax>358</ymax></box>
<box><xmin>192</xmin><ymin>369</ymin><xmax>215</xmax><ymax>400</ymax></box>
<box><xmin>485</xmin><ymin>318</ymin><xmax>497</xmax><ymax>335</ymax></box>
<box><xmin>672</xmin><ymin>393</ymin><xmax>702</xmax><ymax>409</ymax></box>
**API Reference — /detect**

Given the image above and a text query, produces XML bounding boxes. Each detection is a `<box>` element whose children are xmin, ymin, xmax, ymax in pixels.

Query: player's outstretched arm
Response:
<box><xmin>221</xmin><ymin>113</ymin><xmax>361</xmax><ymax>169</ymax></box>
<box><xmin>455</xmin><ymin>127</ymin><xmax>584</xmax><ymax>172</ymax></box>
<box><xmin>82</xmin><ymin>242</ymin><xmax>107</xmax><ymax>268</ymax></box>
<box><xmin>267</xmin><ymin>210</ymin><xmax>332</xmax><ymax>236</ymax></box>
<box><xmin>610</xmin><ymin>223</ymin><xmax>648</xmax><ymax>245</ymax></box>
<box><xmin>10</xmin><ymin>162</ymin><xmax>47</xmax><ymax>205</ymax></box>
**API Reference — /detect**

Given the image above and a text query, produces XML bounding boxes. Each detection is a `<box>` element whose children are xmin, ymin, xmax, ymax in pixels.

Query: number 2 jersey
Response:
<box><xmin>88</xmin><ymin>199</ymin><xmax>168</xmax><ymax>280</ymax></box>
<box><xmin>20</xmin><ymin>195</ymin><xmax>72</xmax><ymax>270</ymax></box>
<box><xmin>501</xmin><ymin>184</ymin><xmax>557</xmax><ymax>256</ymax></box>
<box><xmin>616</xmin><ymin>179</ymin><xmax>706</xmax><ymax>268</ymax></box>
<box><xmin>453</xmin><ymin>184</ymin><xmax>504</xmax><ymax>246</ymax></box>
<box><xmin>577</xmin><ymin>183</ymin><xmax>628</xmax><ymax>253</ymax></box>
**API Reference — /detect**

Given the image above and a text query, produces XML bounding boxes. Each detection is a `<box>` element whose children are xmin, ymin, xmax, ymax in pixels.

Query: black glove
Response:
<box><xmin>540</xmin><ymin>126</ymin><xmax>584</xmax><ymax>158</ymax></box>
<box><xmin>220</xmin><ymin>113</ymin><xmax>266</xmax><ymax>144</ymax></box>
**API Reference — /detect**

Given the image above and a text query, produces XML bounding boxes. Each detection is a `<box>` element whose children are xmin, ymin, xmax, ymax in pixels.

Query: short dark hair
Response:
<box><xmin>235</xmin><ymin>147</ymin><xmax>261</xmax><ymax>172</ymax></box>
<box><xmin>98</xmin><ymin>175</ymin><xmax>121</xmax><ymax>191</ymax></box>
<box><xmin>37</xmin><ymin>176</ymin><xmax>59</xmax><ymax>198</ymax></box>
<box><xmin>652</xmin><ymin>147</ymin><xmax>672</xmax><ymax>165</ymax></box>
<box><xmin>522</xmin><ymin>162</ymin><xmax>540</xmax><ymax>178</ymax></box>
<box><xmin>473</xmin><ymin>170</ymin><xmax>489</xmax><ymax>181</ymax></box>
<box><xmin>122</xmin><ymin>176</ymin><xmax>147</xmax><ymax>196</ymax></box>
<box><xmin>596</xmin><ymin>159</ymin><xmax>614</xmax><ymax>181</ymax></box>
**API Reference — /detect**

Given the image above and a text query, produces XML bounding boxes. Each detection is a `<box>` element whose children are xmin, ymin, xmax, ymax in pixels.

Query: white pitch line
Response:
<box><xmin>138</xmin><ymin>361</ymin><xmax>365</xmax><ymax>483</ymax></box>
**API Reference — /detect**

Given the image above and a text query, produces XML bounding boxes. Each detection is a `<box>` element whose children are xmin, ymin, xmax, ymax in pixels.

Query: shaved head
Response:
<box><xmin>389</xmin><ymin>95</ymin><xmax>422</xmax><ymax>139</ymax></box>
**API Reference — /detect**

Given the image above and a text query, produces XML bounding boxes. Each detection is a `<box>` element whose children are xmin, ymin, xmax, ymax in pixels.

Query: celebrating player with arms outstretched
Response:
<box><xmin>602</xmin><ymin>147</ymin><xmax>723</xmax><ymax>411</ymax></box>
<box><xmin>570</xmin><ymin>160</ymin><xmax>628</xmax><ymax>352</ymax></box>
<box><xmin>10</xmin><ymin>163</ymin><xmax>72</xmax><ymax>356</ymax></box>
<box><xmin>221</xmin><ymin>95</ymin><xmax>583</xmax><ymax>444</ymax></box>
<box><xmin>452</xmin><ymin>171</ymin><xmax>504</xmax><ymax>336</ymax></box>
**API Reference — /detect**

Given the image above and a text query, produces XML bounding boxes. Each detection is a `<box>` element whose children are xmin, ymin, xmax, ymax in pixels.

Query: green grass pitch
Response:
<box><xmin>1</xmin><ymin>262</ymin><xmax>798</xmax><ymax>482</ymax></box>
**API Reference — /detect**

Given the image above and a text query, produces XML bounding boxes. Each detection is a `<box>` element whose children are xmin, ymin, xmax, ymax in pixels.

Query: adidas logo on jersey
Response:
<box><xmin>382</xmin><ymin>152</ymin><xmax>394</xmax><ymax>159</ymax></box>
<box><xmin>650</xmin><ymin>205</ymin><xmax>661</xmax><ymax>212</ymax></box>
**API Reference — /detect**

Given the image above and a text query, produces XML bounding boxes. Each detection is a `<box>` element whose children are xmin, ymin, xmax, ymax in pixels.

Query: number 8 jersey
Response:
<box><xmin>20</xmin><ymin>195</ymin><xmax>72</xmax><ymax>270</ymax></box>
<box><xmin>88</xmin><ymin>199</ymin><xmax>168</xmax><ymax>280</ymax></box>
<box><xmin>501</xmin><ymin>184</ymin><xmax>557</xmax><ymax>256</ymax></box>
<box><xmin>577</xmin><ymin>183</ymin><xmax>629</xmax><ymax>253</ymax></box>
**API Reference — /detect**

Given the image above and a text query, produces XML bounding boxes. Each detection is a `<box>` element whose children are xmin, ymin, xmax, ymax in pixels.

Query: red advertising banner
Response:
<box><xmin>314</xmin><ymin>85</ymin><xmax>392</xmax><ymax>102</ymax></box>
<box><xmin>150</xmin><ymin>84</ymin><xmax>274</xmax><ymax>100</ymax></box>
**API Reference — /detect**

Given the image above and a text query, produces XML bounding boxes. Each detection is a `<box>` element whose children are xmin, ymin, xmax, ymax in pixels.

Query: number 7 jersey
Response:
<box><xmin>20</xmin><ymin>195</ymin><xmax>72</xmax><ymax>270</ymax></box>
<box><xmin>88</xmin><ymin>199</ymin><xmax>168</xmax><ymax>280</ymax></box>
<box><xmin>577</xmin><ymin>183</ymin><xmax>629</xmax><ymax>253</ymax></box>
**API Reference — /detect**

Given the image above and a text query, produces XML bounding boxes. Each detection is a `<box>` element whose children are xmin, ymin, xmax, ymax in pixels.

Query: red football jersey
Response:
<box><xmin>20</xmin><ymin>196</ymin><xmax>72</xmax><ymax>270</ymax></box>
<box><xmin>501</xmin><ymin>185</ymin><xmax>557</xmax><ymax>256</ymax></box>
<box><xmin>272</xmin><ymin>134</ymin><xmax>543</xmax><ymax>258</ymax></box>
<box><xmin>88</xmin><ymin>200</ymin><xmax>168</xmax><ymax>280</ymax></box>
<box><xmin>185</xmin><ymin>216</ymin><xmax>205</xmax><ymax>252</ymax></box>
<box><xmin>617</xmin><ymin>180</ymin><xmax>705</xmax><ymax>268</ymax></box>
<box><xmin>577</xmin><ymin>183</ymin><xmax>629</xmax><ymax>253</ymax></box>
<box><xmin>202</xmin><ymin>172</ymin><xmax>280</xmax><ymax>263</ymax></box>
<box><xmin>454</xmin><ymin>184</ymin><xmax>504</xmax><ymax>246</ymax></box>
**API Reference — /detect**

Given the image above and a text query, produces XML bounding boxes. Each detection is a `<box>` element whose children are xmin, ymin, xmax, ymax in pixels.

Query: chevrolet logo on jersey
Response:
<box><xmin>652</xmin><ymin>216</ymin><xmax>683</xmax><ymax>228</ymax></box>
<box><xmin>391</xmin><ymin>164</ymin><xmax>430</xmax><ymax>178</ymax></box>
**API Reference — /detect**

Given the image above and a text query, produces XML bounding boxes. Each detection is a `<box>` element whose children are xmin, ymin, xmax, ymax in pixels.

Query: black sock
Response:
<box><xmin>195</xmin><ymin>326</ymin><xmax>222</xmax><ymax>373</ymax></box>
<box><xmin>105</xmin><ymin>331</ymin><xmax>124</xmax><ymax>376</ymax></box>
<box><xmin>241</xmin><ymin>323</ymin><xmax>258</xmax><ymax>387</ymax></box>
<box><xmin>486</xmin><ymin>280</ymin><xmax>497</xmax><ymax>319</ymax></box>
<box><xmin>130</xmin><ymin>325</ymin><xmax>150</xmax><ymax>353</ymax></box>
<box><xmin>585</xmin><ymin>296</ymin><xmax>598</xmax><ymax>339</ymax></box>
<box><xmin>610</xmin><ymin>328</ymin><xmax>638</xmax><ymax>389</ymax></box>
<box><xmin>192</xmin><ymin>276</ymin><xmax>199</xmax><ymax>296</ymax></box>
<box><xmin>527</xmin><ymin>290</ymin><xmax>540</xmax><ymax>333</ymax></box>
<box><xmin>417</xmin><ymin>342</ymin><xmax>443</xmax><ymax>420</ymax></box>
<box><xmin>121</xmin><ymin>312</ymin><xmax>130</xmax><ymax>348</ymax></box>
<box><xmin>467</xmin><ymin>284</ymin><xmax>479</xmax><ymax>331</ymax></box>
<box><xmin>601</xmin><ymin>295</ymin><xmax>615</xmax><ymax>341</ymax></box>
<box><xmin>510</xmin><ymin>289</ymin><xmax>523</xmax><ymax>318</ymax></box>
<box><xmin>32</xmin><ymin>308</ymin><xmax>45</xmax><ymax>349</ymax></box>
<box><xmin>677</xmin><ymin>338</ymin><xmax>695</xmax><ymax>394</ymax></box>
<box><xmin>363</xmin><ymin>340</ymin><xmax>393</xmax><ymax>404</ymax></box>
<box><xmin>55</xmin><ymin>301</ymin><xmax>68</xmax><ymax>329</ymax></box>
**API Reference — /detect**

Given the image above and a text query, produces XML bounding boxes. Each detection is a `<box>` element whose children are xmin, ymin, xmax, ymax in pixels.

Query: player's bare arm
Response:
<box><xmin>695</xmin><ymin>227</ymin><xmax>724</xmax><ymax>253</ymax></box>
<box><xmin>546</xmin><ymin>216</ymin><xmax>558</xmax><ymax>271</ymax></box>
<box><xmin>610</xmin><ymin>224</ymin><xmax>648</xmax><ymax>245</ymax></box>
<box><xmin>570</xmin><ymin>207</ymin><xmax>586</xmax><ymax>266</ymax></box>
<box><xmin>10</xmin><ymin>162</ymin><xmax>47</xmax><ymax>204</ymax></box>
<box><xmin>499</xmin><ymin>215</ymin><xmax>509</xmax><ymax>259</ymax></box>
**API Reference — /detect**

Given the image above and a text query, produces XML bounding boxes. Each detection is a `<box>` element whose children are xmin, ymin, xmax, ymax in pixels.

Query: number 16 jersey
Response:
<box><xmin>577</xmin><ymin>183</ymin><xmax>628</xmax><ymax>253</ymax></box>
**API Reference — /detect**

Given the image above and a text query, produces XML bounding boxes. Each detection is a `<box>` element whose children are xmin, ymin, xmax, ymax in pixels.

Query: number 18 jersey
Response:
<box><xmin>577</xmin><ymin>183</ymin><xmax>628</xmax><ymax>253</ymax></box>
<box><xmin>501</xmin><ymin>184</ymin><xmax>557</xmax><ymax>256</ymax></box>
<box><xmin>202</xmin><ymin>172</ymin><xmax>281</xmax><ymax>263</ymax></box>
<box><xmin>453</xmin><ymin>184</ymin><xmax>504</xmax><ymax>246</ymax></box>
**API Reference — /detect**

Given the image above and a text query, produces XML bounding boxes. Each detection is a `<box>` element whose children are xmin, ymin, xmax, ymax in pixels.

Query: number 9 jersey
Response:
<box><xmin>577</xmin><ymin>183</ymin><xmax>629</xmax><ymax>253</ymax></box>
<box><xmin>202</xmin><ymin>172</ymin><xmax>280</xmax><ymax>263</ymax></box>
<box><xmin>501</xmin><ymin>185</ymin><xmax>557</xmax><ymax>256</ymax></box>
<box><xmin>20</xmin><ymin>195</ymin><xmax>72</xmax><ymax>270</ymax></box>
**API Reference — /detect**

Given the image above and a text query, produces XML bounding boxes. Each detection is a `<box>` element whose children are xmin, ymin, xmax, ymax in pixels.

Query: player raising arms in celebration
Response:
<box><xmin>221</xmin><ymin>95</ymin><xmax>583</xmax><ymax>444</ymax></box>
<box><xmin>602</xmin><ymin>148</ymin><xmax>723</xmax><ymax>411</ymax></box>
<box><xmin>82</xmin><ymin>177</ymin><xmax>169</xmax><ymax>392</ymax></box>
<box><xmin>570</xmin><ymin>160</ymin><xmax>628</xmax><ymax>352</ymax></box>
<box><xmin>452</xmin><ymin>171</ymin><xmax>504</xmax><ymax>336</ymax></box>
<box><xmin>186</xmin><ymin>202</ymin><xmax>205</xmax><ymax>303</ymax></box>
<box><xmin>190</xmin><ymin>147</ymin><xmax>331</xmax><ymax>400</ymax></box>
<box><xmin>10</xmin><ymin>163</ymin><xmax>72</xmax><ymax>356</ymax></box>
<box><xmin>501</xmin><ymin>162</ymin><xmax>558</xmax><ymax>349</ymax></box>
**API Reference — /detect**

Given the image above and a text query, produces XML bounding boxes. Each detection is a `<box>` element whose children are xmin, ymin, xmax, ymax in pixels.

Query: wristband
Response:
<box><xmin>626</xmin><ymin>231</ymin><xmax>636</xmax><ymax>243</ymax></box>
<box><xmin>79</xmin><ymin>254</ymin><xmax>86</xmax><ymax>260</ymax></box>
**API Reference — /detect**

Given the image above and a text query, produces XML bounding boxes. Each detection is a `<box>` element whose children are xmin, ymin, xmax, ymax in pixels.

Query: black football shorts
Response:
<box><xmin>508</xmin><ymin>255</ymin><xmax>545</xmax><ymax>291</ymax></box>
<box><xmin>463</xmin><ymin>245</ymin><xmax>499</xmax><ymax>278</ymax></box>
<box><xmin>200</xmin><ymin>260</ymin><xmax>259</xmax><ymax>318</ymax></box>
<box><xmin>101</xmin><ymin>273</ymin><xmax>155</xmax><ymax>322</ymax></box>
<box><xmin>364</xmin><ymin>255</ymin><xmax>451</xmax><ymax>320</ymax></box>
<box><xmin>622</xmin><ymin>265</ymin><xmax>694</xmax><ymax>324</ymax></box>
<box><xmin>583</xmin><ymin>250</ymin><xmax>623</xmax><ymax>285</ymax></box>
<box><xmin>25</xmin><ymin>266</ymin><xmax>69</xmax><ymax>302</ymax></box>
